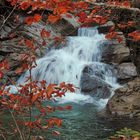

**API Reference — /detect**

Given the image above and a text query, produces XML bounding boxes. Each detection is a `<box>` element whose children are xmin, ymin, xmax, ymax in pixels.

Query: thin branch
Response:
<box><xmin>10</xmin><ymin>110</ymin><xmax>24</xmax><ymax>140</ymax></box>
<box><xmin>0</xmin><ymin>4</ymin><xmax>17</xmax><ymax>31</ymax></box>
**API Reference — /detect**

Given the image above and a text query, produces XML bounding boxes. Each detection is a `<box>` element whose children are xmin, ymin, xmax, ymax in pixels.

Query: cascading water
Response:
<box><xmin>12</xmin><ymin>28</ymin><xmax>123</xmax><ymax>140</ymax></box>
<box><xmin>18</xmin><ymin>27</ymin><xmax>119</xmax><ymax>106</ymax></box>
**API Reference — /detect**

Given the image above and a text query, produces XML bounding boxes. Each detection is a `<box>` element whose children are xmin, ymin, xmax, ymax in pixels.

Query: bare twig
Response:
<box><xmin>10</xmin><ymin>110</ymin><xmax>24</xmax><ymax>140</ymax></box>
<box><xmin>0</xmin><ymin>4</ymin><xmax>17</xmax><ymax>31</ymax></box>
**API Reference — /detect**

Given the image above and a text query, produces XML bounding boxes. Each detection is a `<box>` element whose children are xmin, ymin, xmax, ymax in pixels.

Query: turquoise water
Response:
<box><xmin>46</xmin><ymin>102</ymin><xmax>140</xmax><ymax>140</ymax></box>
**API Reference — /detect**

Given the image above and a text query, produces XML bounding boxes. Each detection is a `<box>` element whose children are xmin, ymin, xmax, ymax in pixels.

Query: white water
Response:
<box><xmin>17</xmin><ymin>28</ymin><xmax>119</xmax><ymax>108</ymax></box>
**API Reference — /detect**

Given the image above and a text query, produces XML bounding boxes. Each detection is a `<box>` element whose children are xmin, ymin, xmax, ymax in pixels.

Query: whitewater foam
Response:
<box><xmin>16</xmin><ymin>27</ymin><xmax>119</xmax><ymax>108</ymax></box>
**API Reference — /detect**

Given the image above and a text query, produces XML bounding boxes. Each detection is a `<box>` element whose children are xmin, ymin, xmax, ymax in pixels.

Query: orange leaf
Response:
<box><xmin>66</xmin><ymin>13</ymin><xmax>72</xmax><ymax>18</ymax></box>
<box><xmin>105</xmin><ymin>32</ymin><xmax>118</xmax><ymax>40</ymax></box>
<box><xmin>25</xmin><ymin>16</ymin><xmax>34</xmax><ymax>25</ymax></box>
<box><xmin>0</xmin><ymin>60</ymin><xmax>10</xmax><ymax>70</ymax></box>
<box><xmin>25</xmin><ymin>39</ymin><xmax>35</xmax><ymax>50</ymax></box>
<box><xmin>40</xmin><ymin>29</ymin><xmax>51</xmax><ymax>38</ymax></box>
<box><xmin>48</xmin><ymin>15</ymin><xmax>60</xmax><ymax>24</ymax></box>
<box><xmin>0</xmin><ymin>71</ymin><xmax>3</xmax><ymax>79</ymax></box>
<box><xmin>20</xmin><ymin>2</ymin><xmax>30</xmax><ymax>10</ymax></box>
<box><xmin>78</xmin><ymin>11</ymin><xmax>87</xmax><ymax>23</ymax></box>
<box><xmin>128</xmin><ymin>31</ymin><xmax>140</xmax><ymax>41</ymax></box>
<box><xmin>33</xmin><ymin>14</ymin><xmax>42</xmax><ymax>22</ymax></box>
<box><xmin>117</xmin><ymin>37</ymin><xmax>123</xmax><ymax>43</ymax></box>
<box><xmin>122</xmin><ymin>1</ymin><xmax>131</xmax><ymax>7</ymax></box>
<box><xmin>15</xmin><ymin>67</ymin><xmax>24</xmax><ymax>74</ymax></box>
<box><xmin>31</xmin><ymin>94</ymin><xmax>39</xmax><ymax>103</ymax></box>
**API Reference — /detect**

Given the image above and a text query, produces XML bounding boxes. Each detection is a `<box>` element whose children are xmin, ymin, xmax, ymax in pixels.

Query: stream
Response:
<box><xmin>13</xmin><ymin>28</ymin><xmax>140</xmax><ymax>139</ymax></box>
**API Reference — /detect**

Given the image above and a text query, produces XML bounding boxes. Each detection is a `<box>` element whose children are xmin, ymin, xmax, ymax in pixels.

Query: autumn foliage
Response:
<box><xmin>0</xmin><ymin>0</ymin><xmax>140</xmax><ymax>139</ymax></box>
<box><xmin>0</xmin><ymin>60</ymin><xmax>75</xmax><ymax>139</ymax></box>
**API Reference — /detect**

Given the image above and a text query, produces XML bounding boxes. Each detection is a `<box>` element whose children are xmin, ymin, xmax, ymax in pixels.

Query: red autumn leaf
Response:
<box><xmin>7</xmin><ymin>0</ymin><xmax>18</xmax><ymax>6</ymax></box>
<box><xmin>48</xmin><ymin>14</ymin><xmax>60</xmax><ymax>24</ymax></box>
<box><xmin>33</xmin><ymin>14</ymin><xmax>42</xmax><ymax>22</ymax></box>
<box><xmin>25</xmin><ymin>16</ymin><xmax>34</xmax><ymax>25</ymax></box>
<box><xmin>128</xmin><ymin>31</ymin><xmax>140</xmax><ymax>41</ymax></box>
<box><xmin>117</xmin><ymin>37</ymin><xmax>123</xmax><ymax>43</ymax></box>
<box><xmin>47</xmin><ymin>118</ymin><xmax>62</xmax><ymax>127</ymax></box>
<box><xmin>75</xmin><ymin>1</ymin><xmax>89</xmax><ymax>10</ymax></box>
<box><xmin>25</xmin><ymin>121</ymin><xmax>34</xmax><ymax>128</ymax></box>
<box><xmin>31</xmin><ymin>94</ymin><xmax>39</xmax><ymax>103</ymax></box>
<box><xmin>0</xmin><ymin>60</ymin><xmax>9</xmax><ymax>70</ymax></box>
<box><xmin>25</xmin><ymin>39</ymin><xmax>35</xmax><ymax>50</ymax></box>
<box><xmin>42</xmin><ymin>40</ymin><xmax>47</xmax><ymax>46</ymax></box>
<box><xmin>0</xmin><ymin>71</ymin><xmax>3</xmax><ymax>79</ymax></box>
<box><xmin>40</xmin><ymin>108</ymin><xmax>46</xmax><ymax>114</ymax></box>
<box><xmin>122</xmin><ymin>1</ymin><xmax>131</xmax><ymax>7</ymax></box>
<box><xmin>22</xmin><ymin>63</ymin><xmax>29</xmax><ymax>69</ymax></box>
<box><xmin>15</xmin><ymin>67</ymin><xmax>24</xmax><ymax>74</ymax></box>
<box><xmin>105</xmin><ymin>32</ymin><xmax>118</xmax><ymax>40</ymax></box>
<box><xmin>1</xmin><ymin>101</ymin><xmax>8</xmax><ymax>105</ymax></box>
<box><xmin>109</xmin><ymin>26</ymin><xmax>115</xmax><ymax>32</ymax></box>
<box><xmin>77</xmin><ymin>11</ymin><xmax>87</xmax><ymax>23</ymax></box>
<box><xmin>40</xmin><ymin>80</ymin><xmax>47</xmax><ymax>87</ymax></box>
<box><xmin>40</xmin><ymin>29</ymin><xmax>51</xmax><ymax>38</ymax></box>
<box><xmin>20</xmin><ymin>2</ymin><xmax>30</xmax><ymax>10</ymax></box>
<box><xmin>92</xmin><ymin>16</ymin><xmax>107</xmax><ymax>24</ymax></box>
<box><xmin>66</xmin><ymin>13</ymin><xmax>72</xmax><ymax>18</ymax></box>
<box><xmin>58</xmin><ymin>7</ymin><xmax>68</xmax><ymax>14</ymax></box>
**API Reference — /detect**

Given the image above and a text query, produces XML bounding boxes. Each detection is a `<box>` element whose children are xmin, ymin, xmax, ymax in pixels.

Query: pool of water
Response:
<box><xmin>46</xmin><ymin>101</ymin><xmax>140</xmax><ymax>140</ymax></box>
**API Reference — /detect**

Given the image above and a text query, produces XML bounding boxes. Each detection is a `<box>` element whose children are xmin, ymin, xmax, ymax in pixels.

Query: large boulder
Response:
<box><xmin>116</xmin><ymin>62</ymin><xmax>138</xmax><ymax>83</ymax></box>
<box><xmin>80</xmin><ymin>73</ymin><xmax>112</xmax><ymax>99</ymax></box>
<box><xmin>106</xmin><ymin>78</ymin><xmax>140</xmax><ymax>118</ymax></box>
<box><xmin>101</xmin><ymin>32</ymin><xmax>131</xmax><ymax>64</ymax></box>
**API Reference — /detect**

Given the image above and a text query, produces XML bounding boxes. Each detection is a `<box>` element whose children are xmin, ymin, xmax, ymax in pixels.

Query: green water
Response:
<box><xmin>46</xmin><ymin>102</ymin><xmax>140</xmax><ymax>140</ymax></box>
<box><xmin>1</xmin><ymin>102</ymin><xmax>140</xmax><ymax>140</ymax></box>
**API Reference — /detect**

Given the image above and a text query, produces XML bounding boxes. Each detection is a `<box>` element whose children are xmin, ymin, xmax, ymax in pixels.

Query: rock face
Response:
<box><xmin>0</xmin><ymin>15</ymin><xmax>79</xmax><ymax>83</ymax></box>
<box><xmin>106</xmin><ymin>78</ymin><xmax>140</xmax><ymax>118</ymax></box>
<box><xmin>99</xmin><ymin>20</ymin><xmax>140</xmax><ymax>119</ymax></box>
<box><xmin>101</xmin><ymin>32</ymin><xmax>130</xmax><ymax>64</ymax></box>
<box><xmin>100</xmin><ymin>26</ymin><xmax>139</xmax><ymax>84</ymax></box>
<box><xmin>80</xmin><ymin>73</ymin><xmax>111</xmax><ymax>99</ymax></box>
<box><xmin>128</xmin><ymin>41</ymin><xmax>140</xmax><ymax>75</ymax></box>
<box><xmin>116</xmin><ymin>63</ymin><xmax>137</xmax><ymax>83</ymax></box>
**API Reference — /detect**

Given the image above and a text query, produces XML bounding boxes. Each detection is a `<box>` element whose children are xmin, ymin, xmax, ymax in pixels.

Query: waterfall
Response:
<box><xmin>17</xmin><ymin>28</ymin><xmax>119</xmax><ymax>107</ymax></box>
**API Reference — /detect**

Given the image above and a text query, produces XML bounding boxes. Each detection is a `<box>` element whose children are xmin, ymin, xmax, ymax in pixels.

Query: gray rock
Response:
<box><xmin>80</xmin><ymin>73</ymin><xmax>112</xmax><ymax>99</ymax></box>
<box><xmin>98</xmin><ymin>21</ymin><xmax>114</xmax><ymax>34</ymax></box>
<box><xmin>116</xmin><ymin>63</ymin><xmax>137</xmax><ymax>83</ymax></box>
<box><xmin>106</xmin><ymin>77</ymin><xmax>140</xmax><ymax>118</ymax></box>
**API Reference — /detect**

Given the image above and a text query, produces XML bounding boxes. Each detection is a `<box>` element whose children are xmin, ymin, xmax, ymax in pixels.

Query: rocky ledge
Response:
<box><xmin>106</xmin><ymin>77</ymin><xmax>140</xmax><ymax>118</ymax></box>
<box><xmin>99</xmin><ymin>21</ymin><xmax>140</xmax><ymax>119</ymax></box>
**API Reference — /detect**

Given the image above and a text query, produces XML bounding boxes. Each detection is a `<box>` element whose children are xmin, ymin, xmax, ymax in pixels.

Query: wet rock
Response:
<box><xmin>80</xmin><ymin>73</ymin><xmax>112</xmax><ymax>99</ymax></box>
<box><xmin>98</xmin><ymin>21</ymin><xmax>114</xmax><ymax>34</ymax></box>
<box><xmin>82</xmin><ymin>63</ymin><xmax>115</xmax><ymax>80</ymax></box>
<box><xmin>112</xmin><ymin>45</ymin><xmax>130</xmax><ymax>64</ymax></box>
<box><xmin>101</xmin><ymin>32</ymin><xmax>131</xmax><ymax>64</ymax></box>
<box><xmin>106</xmin><ymin>77</ymin><xmax>140</xmax><ymax>118</ymax></box>
<box><xmin>116</xmin><ymin>63</ymin><xmax>138</xmax><ymax>83</ymax></box>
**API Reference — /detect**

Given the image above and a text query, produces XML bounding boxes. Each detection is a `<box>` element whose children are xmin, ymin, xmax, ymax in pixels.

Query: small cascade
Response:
<box><xmin>18</xmin><ymin>28</ymin><xmax>119</xmax><ymax>106</ymax></box>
